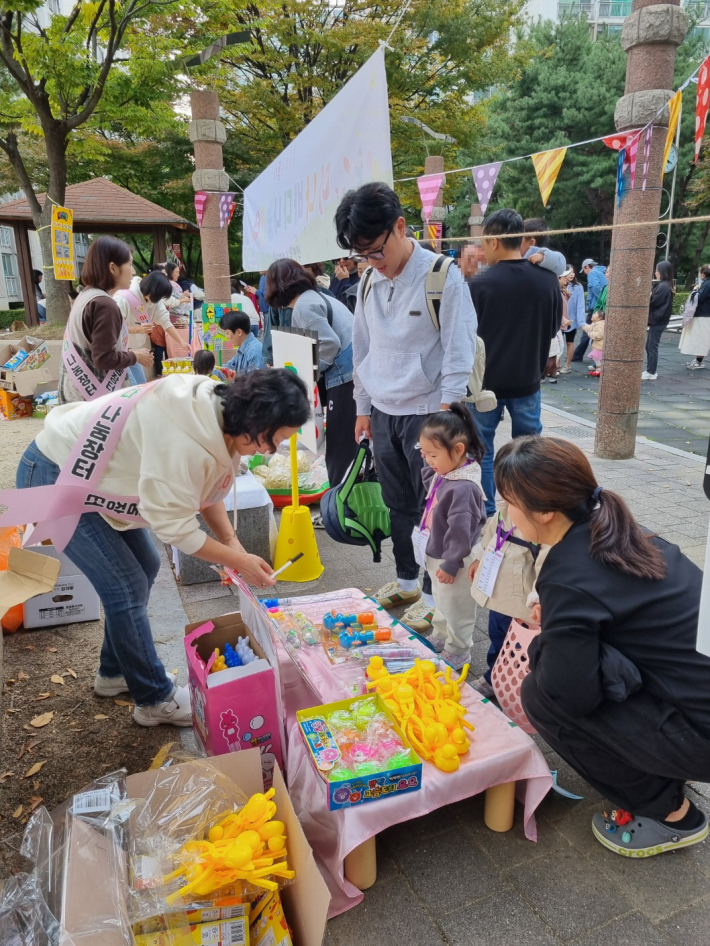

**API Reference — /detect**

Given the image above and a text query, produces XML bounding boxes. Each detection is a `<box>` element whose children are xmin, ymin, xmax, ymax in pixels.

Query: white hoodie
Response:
<box><xmin>35</xmin><ymin>375</ymin><xmax>237</xmax><ymax>554</ymax></box>
<box><xmin>115</xmin><ymin>276</ymin><xmax>174</xmax><ymax>352</ymax></box>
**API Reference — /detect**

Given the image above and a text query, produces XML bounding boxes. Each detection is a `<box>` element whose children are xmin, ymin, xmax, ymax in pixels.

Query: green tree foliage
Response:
<box><xmin>0</xmin><ymin>0</ymin><xmax>202</xmax><ymax>320</ymax></box>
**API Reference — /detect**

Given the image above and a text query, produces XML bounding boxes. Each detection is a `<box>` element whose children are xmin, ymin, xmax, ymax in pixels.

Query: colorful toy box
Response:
<box><xmin>135</xmin><ymin>917</ymin><xmax>248</xmax><ymax>946</ymax></box>
<box><xmin>250</xmin><ymin>892</ymin><xmax>292</xmax><ymax>946</ymax></box>
<box><xmin>185</xmin><ymin>613</ymin><xmax>283</xmax><ymax>789</ymax></box>
<box><xmin>297</xmin><ymin>695</ymin><xmax>422</xmax><ymax>811</ymax></box>
<box><xmin>0</xmin><ymin>336</ymin><xmax>57</xmax><ymax>396</ymax></box>
<box><xmin>0</xmin><ymin>388</ymin><xmax>32</xmax><ymax>419</ymax></box>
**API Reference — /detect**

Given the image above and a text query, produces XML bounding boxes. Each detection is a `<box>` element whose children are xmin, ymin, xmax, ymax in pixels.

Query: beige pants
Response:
<box><xmin>426</xmin><ymin>552</ymin><xmax>477</xmax><ymax>655</ymax></box>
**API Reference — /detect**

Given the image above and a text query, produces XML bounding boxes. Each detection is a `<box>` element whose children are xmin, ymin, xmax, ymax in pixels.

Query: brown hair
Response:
<box><xmin>265</xmin><ymin>259</ymin><xmax>316</xmax><ymax>308</ymax></box>
<box><xmin>81</xmin><ymin>236</ymin><xmax>132</xmax><ymax>292</ymax></box>
<box><xmin>303</xmin><ymin>261</ymin><xmax>325</xmax><ymax>277</ymax></box>
<box><xmin>494</xmin><ymin>436</ymin><xmax>666</xmax><ymax>581</ymax></box>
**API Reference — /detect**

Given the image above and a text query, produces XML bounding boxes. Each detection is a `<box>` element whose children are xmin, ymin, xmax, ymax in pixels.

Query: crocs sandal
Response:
<box><xmin>592</xmin><ymin>807</ymin><xmax>709</xmax><ymax>858</ymax></box>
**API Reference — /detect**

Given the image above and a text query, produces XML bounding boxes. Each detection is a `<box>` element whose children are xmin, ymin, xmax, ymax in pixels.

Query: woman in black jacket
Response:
<box><xmin>679</xmin><ymin>264</ymin><xmax>710</xmax><ymax>369</ymax></box>
<box><xmin>643</xmin><ymin>260</ymin><xmax>674</xmax><ymax>380</ymax></box>
<box><xmin>494</xmin><ymin>435</ymin><xmax>710</xmax><ymax>858</ymax></box>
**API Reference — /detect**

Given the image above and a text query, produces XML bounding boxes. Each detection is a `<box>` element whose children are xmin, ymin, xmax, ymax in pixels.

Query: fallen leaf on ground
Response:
<box><xmin>6</xmin><ymin>708</ymin><xmax>18</xmax><ymax>714</ymax></box>
<box><xmin>30</xmin><ymin>712</ymin><xmax>54</xmax><ymax>728</ymax></box>
<box><xmin>33</xmin><ymin>780</ymin><xmax>40</xmax><ymax>791</ymax></box>
<box><xmin>12</xmin><ymin>805</ymin><xmax>22</xmax><ymax>819</ymax></box>
<box><xmin>0</xmin><ymin>772</ymin><xmax>14</xmax><ymax>783</ymax></box>
<box><xmin>28</xmin><ymin>796</ymin><xmax>43</xmax><ymax>812</ymax></box>
<box><xmin>6</xmin><ymin>679</ymin><xmax>15</xmax><ymax>685</ymax></box>
<box><xmin>23</xmin><ymin>761</ymin><xmax>46</xmax><ymax>778</ymax></box>
<box><xmin>31</xmin><ymin>693</ymin><xmax>53</xmax><ymax>702</ymax></box>
<box><xmin>17</xmin><ymin>670</ymin><xmax>28</xmax><ymax>681</ymax></box>
<box><xmin>50</xmin><ymin>675</ymin><xmax>65</xmax><ymax>686</ymax></box>
<box><xmin>114</xmin><ymin>699</ymin><xmax>133</xmax><ymax>708</ymax></box>
<box><xmin>23</xmin><ymin>645</ymin><xmax>35</xmax><ymax>651</ymax></box>
<box><xmin>94</xmin><ymin>714</ymin><xmax>109</xmax><ymax>721</ymax></box>
<box><xmin>25</xmin><ymin>738</ymin><xmax>41</xmax><ymax>751</ymax></box>
<box><xmin>66</xmin><ymin>668</ymin><xmax>77</xmax><ymax>678</ymax></box>
<box><xmin>47</xmin><ymin>646</ymin><xmax>57</xmax><ymax>653</ymax></box>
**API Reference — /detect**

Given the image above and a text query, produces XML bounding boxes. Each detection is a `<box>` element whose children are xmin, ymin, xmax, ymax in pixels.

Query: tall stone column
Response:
<box><xmin>469</xmin><ymin>202</ymin><xmax>484</xmax><ymax>238</ymax></box>
<box><xmin>422</xmin><ymin>155</ymin><xmax>446</xmax><ymax>248</ymax></box>
<box><xmin>595</xmin><ymin>1</ymin><xmax>688</xmax><ymax>459</ymax></box>
<box><xmin>189</xmin><ymin>91</ymin><xmax>231</xmax><ymax>304</ymax></box>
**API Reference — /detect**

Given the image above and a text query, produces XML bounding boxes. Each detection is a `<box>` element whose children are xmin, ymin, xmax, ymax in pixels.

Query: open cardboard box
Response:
<box><xmin>0</xmin><ymin>546</ymin><xmax>61</xmax><ymax>621</ymax></box>
<box><xmin>21</xmin><ymin>542</ymin><xmax>100</xmax><ymax>629</ymax></box>
<box><xmin>0</xmin><ymin>336</ymin><xmax>60</xmax><ymax>396</ymax></box>
<box><xmin>60</xmin><ymin>750</ymin><xmax>330</xmax><ymax>946</ymax></box>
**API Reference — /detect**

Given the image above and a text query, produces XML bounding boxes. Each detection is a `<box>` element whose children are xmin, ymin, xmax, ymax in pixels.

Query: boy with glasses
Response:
<box><xmin>334</xmin><ymin>182</ymin><xmax>476</xmax><ymax>631</ymax></box>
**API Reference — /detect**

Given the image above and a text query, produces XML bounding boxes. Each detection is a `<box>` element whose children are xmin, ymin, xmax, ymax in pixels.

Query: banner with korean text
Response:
<box><xmin>242</xmin><ymin>47</ymin><xmax>392</xmax><ymax>270</ymax></box>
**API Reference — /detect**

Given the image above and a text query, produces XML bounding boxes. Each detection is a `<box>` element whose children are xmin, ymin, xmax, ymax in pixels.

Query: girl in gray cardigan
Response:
<box><xmin>415</xmin><ymin>404</ymin><xmax>487</xmax><ymax>670</ymax></box>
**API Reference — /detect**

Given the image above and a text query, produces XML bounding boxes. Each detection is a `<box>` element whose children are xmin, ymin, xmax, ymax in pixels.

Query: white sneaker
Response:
<box><xmin>94</xmin><ymin>669</ymin><xmax>176</xmax><ymax>698</ymax></box>
<box><xmin>687</xmin><ymin>360</ymin><xmax>705</xmax><ymax>369</ymax></box>
<box><xmin>133</xmin><ymin>685</ymin><xmax>192</xmax><ymax>728</ymax></box>
<box><xmin>374</xmin><ymin>580</ymin><xmax>421</xmax><ymax>610</ymax></box>
<box><xmin>400</xmin><ymin>599</ymin><xmax>435</xmax><ymax>632</ymax></box>
<box><xmin>559</xmin><ymin>367</ymin><xmax>572</xmax><ymax>374</ymax></box>
<box><xmin>641</xmin><ymin>371</ymin><xmax>658</xmax><ymax>381</ymax></box>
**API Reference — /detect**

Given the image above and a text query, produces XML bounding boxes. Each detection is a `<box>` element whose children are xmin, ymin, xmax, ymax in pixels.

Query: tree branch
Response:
<box><xmin>0</xmin><ymin>131</ymin><xmax>42</xmax><ymax>219</ymax></box>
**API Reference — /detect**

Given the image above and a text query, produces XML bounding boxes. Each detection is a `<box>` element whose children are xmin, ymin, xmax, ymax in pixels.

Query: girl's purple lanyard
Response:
<box><xmin>420</xmin><ymin>476</ymin><xmax>443</xmax><ymax>531</ymax></box>
<box><xmin>495</xmin><ymin>517</ymin><xmax>515</xmax><ymax>551</ymax></box>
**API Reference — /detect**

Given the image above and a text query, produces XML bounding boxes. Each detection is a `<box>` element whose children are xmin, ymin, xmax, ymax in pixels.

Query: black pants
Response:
<box><xmin>572</xmin><ymin>314</ymin><xmax>593</xmax><ymax>360</ymax></box>
<box><xmin>522</xmin><ymin>673</ymin><xmax>710</xmax><ymax>819</ymax></box>
<box><xmin>645</xmin><ymin>323</ymin><xmax>665</xmax><ymax>375</ymax></box>
<box><xmin>320</xmin><ymin>379</ymin><xmax>358</xmax><ymax>488</ymax></box>
<box><xmin>153</xmin><ymin>344</ymin><xmax>166</xmax><ymax>377</ymax></box>
<box><xmin>370</xmin><ymin>407</ymin><xmax>433</xmax><ymax>595</ymax></box>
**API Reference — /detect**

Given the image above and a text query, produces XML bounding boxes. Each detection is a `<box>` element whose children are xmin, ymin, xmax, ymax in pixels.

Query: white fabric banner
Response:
<box><xmin>242</xmin><ymin>47</ymin><xmax>393</xmax><ymax>270</ymax></box>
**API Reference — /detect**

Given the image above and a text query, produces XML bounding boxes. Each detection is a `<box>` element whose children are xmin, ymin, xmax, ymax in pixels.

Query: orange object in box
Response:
<box><xmin>0</xmin><ymin>527</ymin><xmax>23</xmax><ymax>633</ymax></box>
<box><xmin>0</xmin><ymin>388</ymin><xmax>32</xmax><ymax>419</ymax></box>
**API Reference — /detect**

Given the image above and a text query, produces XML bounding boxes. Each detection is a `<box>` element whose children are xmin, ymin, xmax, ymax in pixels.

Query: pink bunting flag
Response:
<box><xmin>642</xmin><ymin>124</ymin><xmax>653</xmax><ymax>192</ymax></box>
<box><xmin>194</xmin><ymin>192</ymin><xmax>208</xmax><ymax>228</ymax></box>
<box><xmin>417</xmin><ymin>173</ymin><xmax>445</xmax><ymax>224</ymax></box>
<box><xmin>219</xmin><ymin>192</ymin><xmax>237</xmax><ymax>229</ymax></box>
<box><xmin>471</xmin><ymin>162</ymin><xmax>502</xmax><ymax>214</ymax></box>
<box><xmin>602</xmin><ymin>129</ymin><xmax>643</xmax><ymax>156</ymax></box>
<box><xmin>696</xmin><ymin>54</ymin><xmax>710</xmax><ymax>163</ymax></box>
<box><xmin>628</xmin><ymin>132</ymin><xmax>641</xmax><ymax>189</ymax></box>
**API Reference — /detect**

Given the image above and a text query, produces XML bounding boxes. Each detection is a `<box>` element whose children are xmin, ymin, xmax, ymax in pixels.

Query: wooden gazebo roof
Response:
<box><xmin>0</xmin><ymin>177</ymin><xmax>198</xmax><ymax>233</ymax></box>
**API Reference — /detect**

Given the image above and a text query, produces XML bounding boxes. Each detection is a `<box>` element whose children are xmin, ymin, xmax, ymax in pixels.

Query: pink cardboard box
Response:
<box><xmin>184</xmin><ymin>612</ymin><xmax>283</xmax><ymax>789</ymax></box>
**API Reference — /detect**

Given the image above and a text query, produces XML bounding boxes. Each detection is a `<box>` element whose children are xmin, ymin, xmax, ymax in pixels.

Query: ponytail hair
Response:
<box><xmin>419</xmin><ymin>403</ymin><xmax>485</xmax><ymax>464</ymax></box>
<box><xmin>494</xmin><ymin>436</ymin><xmax>666</xmax><ymax>581</ymax></box>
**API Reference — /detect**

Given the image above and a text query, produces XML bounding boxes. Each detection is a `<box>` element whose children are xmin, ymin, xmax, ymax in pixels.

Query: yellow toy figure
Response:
<box><xmin>163</xmin><ymin>789</ymin><xmax>295</xmax><ymax>905</ymax></box>
<box><xmin>365</xmin><ymin>658</ymin><xmax>474</xmax><ymax>772</ymax></box>
<box><xmin>210</xmin><ymin>648</ymin><xmax>227</xmax><ymax>673</ymax></box>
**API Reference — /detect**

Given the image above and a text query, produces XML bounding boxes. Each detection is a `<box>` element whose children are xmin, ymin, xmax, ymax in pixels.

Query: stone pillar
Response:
<box><xmin>468</xmin><ymin>202</ymin><xmax>484</xmax><ymax>238</ymax></box>
<box><xmin>422</xmin><ymin>155</ymin><xmax>446</xmax><ymax>249</ymax></box>
<box><xmin>189</xmin><ymin>91</ymin><xmax>231</xmax><ymax>305</ymax></box>
<box><xmin>595</xmin><ymin>1</ymin><xmax>688</xmax><ymax>459</ymax></box>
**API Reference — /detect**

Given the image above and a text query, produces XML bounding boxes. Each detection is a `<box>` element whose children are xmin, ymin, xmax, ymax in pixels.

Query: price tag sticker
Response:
<box><xmin>476</xmin><ymin>545</ymin><xmax>505</xmax><ymax>597</ymax></box>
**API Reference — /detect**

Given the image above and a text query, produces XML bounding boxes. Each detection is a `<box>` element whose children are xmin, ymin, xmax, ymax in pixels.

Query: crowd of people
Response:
<box><xmin>19</xmin><ymin>180</ymin><xmax>710</xmax><ymax>861</ymax></box>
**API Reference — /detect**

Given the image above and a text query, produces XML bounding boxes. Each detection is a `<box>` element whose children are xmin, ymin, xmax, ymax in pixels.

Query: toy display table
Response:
<box><xmin>165</xmin><ymin>325</ymin><xmax>191</xmax><ymax>359</ymax></box>
<box><xmin>237</xmin><ymin>586</ymin><xmax>553</xmax><ymax>918</ymax></box>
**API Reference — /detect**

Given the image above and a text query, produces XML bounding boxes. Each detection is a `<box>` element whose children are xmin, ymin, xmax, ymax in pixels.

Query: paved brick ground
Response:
<box><xmin>176</xmin><ymin>406</ymin><xmax>710</xmax><ymax>946</ymax></box>
<box><xmin>543</xmin><ymin>330</ymin><xmax>710</xmax><ymax>457</ymax></box>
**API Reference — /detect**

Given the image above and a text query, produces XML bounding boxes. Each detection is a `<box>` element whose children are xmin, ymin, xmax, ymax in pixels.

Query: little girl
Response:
<box><xmin>415</xmin><ymin>404</ymin><xmax>487</xmax><ymax>671</ymax></box>
<box><xmin>583</xmin><ymin>311</ymin><xmax>605</xmax><ymax>377</ymax></box>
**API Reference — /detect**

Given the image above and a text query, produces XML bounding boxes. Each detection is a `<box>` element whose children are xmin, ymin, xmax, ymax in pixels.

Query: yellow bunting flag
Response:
<box><xmin>531</xmin><ymin>148</ymin><xmax>567</xmax><ymax>207</ymax></box>
<box><xmin>663</xmin><ymin>90</ymin><xmax>682</xmax><ymax>175</ymax></box>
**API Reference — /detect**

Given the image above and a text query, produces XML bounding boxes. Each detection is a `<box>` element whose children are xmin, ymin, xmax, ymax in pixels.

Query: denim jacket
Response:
<box><xmin>323</xmin><ymin>342</ymin><xmax>353</xmax><ymax>389</ymax></box>
<box><xmin>225</xmin><ymin>331</ymin><xmax>265</xmax><ymax>373</ymax></box>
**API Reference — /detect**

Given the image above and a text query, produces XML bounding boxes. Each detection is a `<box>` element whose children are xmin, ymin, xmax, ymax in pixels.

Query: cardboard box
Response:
<box><xmin>134</xmin><ymin>917</ymin><xmax>248</xmax><ymax>946</ymax></box>
<box><xmin>297</xmin><ymin>694</ymin><xmax>423</xmax><ymax>811</ymax></box>
<box><xmin>185</xmin><ymin>614</ymin><xmax>283</xmax><ymax>789</ymax></box>
<box><xmin>0</xmin><ymin>547</ymin><xmax>61</xmax><ymax>623</ymax></box>
<box><xmin>22</xmin><ymin>543</ymin><xmax>100</xmax><ymax>629</ymax></box>
<box><xmin>0</xmin><ymin>336</ymin><xmax>59</xmax><ymax>396</ymax></box>
<box><xmin>60</xmin><ymin>751</ymin><xmax>330</xmax><ymax>946</ymax></box>
<box><xmin>250</xmin><ymin>892</ymin><xmax>293</xmax><ymax>946</ymax></box>
<box><xmin>0</xmin><ymin>388</ymin><xmax>33</xmax><ymax>419</ymax></box>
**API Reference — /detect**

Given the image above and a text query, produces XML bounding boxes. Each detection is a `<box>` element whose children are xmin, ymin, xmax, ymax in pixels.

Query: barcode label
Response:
<box><xmin>225</xmin><ymin>920</ymin><xmax>247</xmax><ymax>945</ymax></box>
<box><xmin>221</xmin><ymin>907</ymin><xmax>247</xmax><ymax>920</ymax></box>
<box><xmin>72</xmin><ymin>789</ymin><xmax>112</xmax><ymax>813</ymax></box>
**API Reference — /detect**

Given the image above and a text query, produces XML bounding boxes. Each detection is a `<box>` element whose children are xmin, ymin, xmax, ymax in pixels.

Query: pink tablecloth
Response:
<box><xmin>166</xmin><ymin>326</ymin><xmax>191</xmax><ymax>358</ymax></box>
<box><xmin>251</xmin><ymin>588</ymin><xmax>553</xmax><ymax>918</ymax></box>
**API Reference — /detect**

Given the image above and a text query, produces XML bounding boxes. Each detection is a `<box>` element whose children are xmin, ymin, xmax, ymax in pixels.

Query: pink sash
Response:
<box><xmin>0</xmin><ymin>383</ymin><xmax>157</xmax><ymax>552</ymax></box>
<box><xmin>61</xmin><ymin>335</ymin><xmax>127</xmax><ymax>401</ymax></box>
<box><xmin>115</xmin><ymin>288</ymin><xmax>151</xmax><ymax>325</ymax></box>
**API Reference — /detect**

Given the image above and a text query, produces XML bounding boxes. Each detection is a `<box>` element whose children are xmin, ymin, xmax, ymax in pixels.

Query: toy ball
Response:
<box><xmin>329</xmin><ymin>765</ymin><xmax>356</xmax><ymax>782</ymax></box>
<box><xmin>353</xmin><ymin>760</ymin><xmax>380</xmax><ymax>777</ymax></box>
<box><xmin>326</xmin><ymin>710</ymin><xmax>354</xmax><ymax>731</ymax></box>
<box><xmin>351</xmin><ymin>699</ymin><xmax>379</xmax><ymax>727</ymax></box>
<box><xmin>388</xmin><ymin>749</ymin><xmax>415</xmax><ymax>768</ymax></box>
<box><xmin>349</xmin><ymin>741</ymin><xmax>378</xmax><ymax>764</ymax></box>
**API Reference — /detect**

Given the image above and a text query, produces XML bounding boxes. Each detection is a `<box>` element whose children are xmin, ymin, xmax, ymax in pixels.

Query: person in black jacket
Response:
<box><xmin>494</xmin><ymin>435</ymin><xmax>710</xmax><ymax>858</ymax></box>
<box><xmin>680</xmin><ymin>264</ymin><xmax>710</xmax><ymax>369</ymax></box>
<box><xmin>643</xmin><ymin>260</ymin><xmax>674</xmax><ymax>380</ymax></box>
<box><xmin>469</xmin><ymin>208</ymin><xmax>562</xmax><ymax>516</ymax></box>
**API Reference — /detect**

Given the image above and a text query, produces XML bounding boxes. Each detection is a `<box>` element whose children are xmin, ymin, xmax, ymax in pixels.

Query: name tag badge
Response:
<box><xmin>411</xmin><ymin>526</ymin><xmax>430</xmax><ymax>568</ymax></box>
<box><xmin>476</xmin><ymin>545</ymin><xmax>505</xmax><ymax>597</ymax></box>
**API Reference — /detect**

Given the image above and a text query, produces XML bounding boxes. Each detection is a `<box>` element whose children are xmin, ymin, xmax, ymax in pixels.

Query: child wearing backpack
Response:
<box><xmin>414</xmin><ymin>404</ymin><xmax>487</xmax><ymax>670</ymax></box>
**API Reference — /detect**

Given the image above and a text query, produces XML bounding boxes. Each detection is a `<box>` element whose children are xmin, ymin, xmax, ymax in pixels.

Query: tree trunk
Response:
<box><xmin>34</xmin><ymin>127</ymin><xmax>71</xmax><ymax>324</ymax></box>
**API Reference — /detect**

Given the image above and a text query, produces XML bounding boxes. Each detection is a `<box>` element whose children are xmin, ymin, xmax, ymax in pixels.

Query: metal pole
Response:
<box><xmin>664</xmin><ymin>99</ymin><xmax>683</xmax><ymax>261</ymax></box>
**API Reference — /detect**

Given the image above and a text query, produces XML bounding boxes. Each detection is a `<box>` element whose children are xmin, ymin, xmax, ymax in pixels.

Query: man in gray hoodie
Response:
<box><xmin>335</xmin><ymin>182</ymin><xmax>477</xmax><ymax>632</ymax></box>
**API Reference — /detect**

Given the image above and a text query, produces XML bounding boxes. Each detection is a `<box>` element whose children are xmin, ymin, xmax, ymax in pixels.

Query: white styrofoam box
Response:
<box><xmin>23</xmin><ymin>573</ymin><xmax>100</xmax><ymax>629</ymax></box>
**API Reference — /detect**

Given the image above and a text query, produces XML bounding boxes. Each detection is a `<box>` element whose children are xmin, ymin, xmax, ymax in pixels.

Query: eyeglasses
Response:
<box><xmin>350</xmin><ymin>228</ymin><xmax>393</xmax><ymax>262</ymax></box>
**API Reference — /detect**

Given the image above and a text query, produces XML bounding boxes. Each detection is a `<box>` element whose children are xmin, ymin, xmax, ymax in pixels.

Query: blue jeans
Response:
<box><xmin>485</xmin><ymin>610</ymin><xmax>512</xmax><ymax>683</ymax></box>
<box><xmin>16</xmin><ymin>442</ymin><xmax>173</xmax><ymax>706</ymax></box>
<box><xmin>471</xmin><ymin>391</ymin><xmax>543</xmax><ymax>516</ymax></box>
<box><xmin>128</xmin><ymin>363</ymin><xmax>147</xmax><ymax>385</ymax></box>
<box><xmin>251</xmin><ymin>325</ymin><xmax>259</xmax><ymax>338</ymax></box>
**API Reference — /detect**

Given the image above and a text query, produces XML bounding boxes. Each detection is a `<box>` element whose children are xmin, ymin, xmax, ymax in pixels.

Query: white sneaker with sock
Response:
<box><xmin>133</xmin><ymin>685</ymin><xmax>192</xmax><ymax>728</ymax></box>
<box><xmin>94</xmin><ymin>669</ymin><xmax>176</xmax><ymax>698</ymax></box>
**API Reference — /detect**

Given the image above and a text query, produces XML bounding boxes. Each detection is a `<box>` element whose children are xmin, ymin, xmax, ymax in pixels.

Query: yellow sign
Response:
<box><xmin>51</xmin><ymin>205</ymin><xmax>76</xmax><ymax>280</ymax></box>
